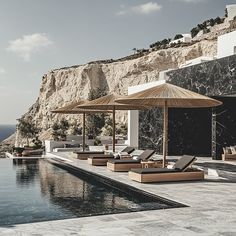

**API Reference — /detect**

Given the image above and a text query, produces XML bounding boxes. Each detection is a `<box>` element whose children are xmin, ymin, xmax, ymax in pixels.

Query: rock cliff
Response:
<box><xmin>18</xmin><ymin>18</ymin><xmax>236</xmax><ymax>140</ymax></box>
<box><xmin>21</xmin><ymin>39</ymin><xmax>216</xmax><ymax>140</ymax></box>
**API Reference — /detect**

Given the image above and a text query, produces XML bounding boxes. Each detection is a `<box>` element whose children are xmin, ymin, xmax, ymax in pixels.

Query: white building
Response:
<box><xmin>170</xmin><ymin>34</ymin><xmax>192</xmax><ymax>45</ymax></box>
<box><xmin>226</xmin><ymin>4</ymin><xmax>236</xmax><ymax>22</ymax></box>
<box><xmin>178</xmin><ymin>29</ymin><xmax>236</xmax><ymax>68</ymax></box>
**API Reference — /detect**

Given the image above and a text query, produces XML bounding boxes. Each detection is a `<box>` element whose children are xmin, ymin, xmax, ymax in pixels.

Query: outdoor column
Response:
<box><xmin>82</xmin><ymin>113</ymin><xmax>85</xmax><ymax>151</ymax></box>
<box><xmin>163</xmin><ymin>100</ymin><xmax>168</xmax><ymax>168</ymax></box>
<box><xmin>127</xmin><ymin>110</ymin><xmax>139</xmax><ymax>148</ymax></box>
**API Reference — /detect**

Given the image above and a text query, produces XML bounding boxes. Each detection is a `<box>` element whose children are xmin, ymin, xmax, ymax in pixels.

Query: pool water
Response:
<box><xmin>0</xmin><ymin>159</ymin><xmax>181</xmax><ymax>226</ymax></box>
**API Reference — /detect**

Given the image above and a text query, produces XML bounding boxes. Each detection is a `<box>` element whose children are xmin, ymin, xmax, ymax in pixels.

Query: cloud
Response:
<box><xmin>116</xmin><ymin>10</ymin><xmax>127</xmax><ymax>16</ymax></box>
<box><xmin>0</xmin><ymin>67</ymin><xmax>6</xmax><ymax>74</ymax></box>
<box><xmin>116</xmin><ymin>2</ymin><xmax>162</xmax><ymax>16</ymax></box>
<box><xmin>132</xmin><ymin>2</ymin><xmax>162</xmax><ymax>14</ymax></box>
<box><xmin>7</xmin><ymin>33</ymin><xmax>53</xmax><ymax>61</ymax></box>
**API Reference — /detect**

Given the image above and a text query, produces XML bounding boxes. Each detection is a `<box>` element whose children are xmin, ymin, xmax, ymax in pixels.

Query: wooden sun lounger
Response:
<box><xmin>222</xmin><ymin>147</ymin><xmax>236</xmax><ymax>161</ymax></box>
<box><xmin>88</xmin><ymin>154</ymin><xmax>114</xmax><ymax>166</ymax></box>
<box><xmin>74</xmin><ymin>151</ymin><xmax>105</xmax><ymax>160</ymax></box>
<box><xmin>88</xmin><ymin>147</ymin><xmax>135</xmax><ymax>166</ymax></box>
<box><xmin>107</xmin><ymin>149</ymin><xmax>155</xmax><ymax>172</ymax></box>
<box><xmin>129</xmin><ymin>155</ymin><xmax>204</xmax><ymax>183</ymax></box>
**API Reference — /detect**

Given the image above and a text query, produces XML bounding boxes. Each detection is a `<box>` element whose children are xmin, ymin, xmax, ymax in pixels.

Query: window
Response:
<box><xmin>234</xmin><ymin>46</ymin><xmax>236</xmax><ymax>54</ymax></box>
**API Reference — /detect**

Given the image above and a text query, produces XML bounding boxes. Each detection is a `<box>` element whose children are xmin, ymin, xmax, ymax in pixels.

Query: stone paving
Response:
<box><xmin>0</xmin><ymin>153</ymin><xmax>236</xmax><ymax>236</ymax></box>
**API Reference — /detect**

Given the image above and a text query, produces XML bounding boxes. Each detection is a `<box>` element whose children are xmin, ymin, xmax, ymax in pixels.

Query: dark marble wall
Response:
<box><xmin>139</xmin><ymin>54</ymin><xmax>236</xmax><ymax>159</ymax></box>
<box><xmin>139</xmin><ymin>108</ymin><xmax>163</xmax><ymax>153</ymax></box>
<box><xmin>214</xmin><ymin>96</ymin><xmax>236</xmax><ymax>158</ymax></box>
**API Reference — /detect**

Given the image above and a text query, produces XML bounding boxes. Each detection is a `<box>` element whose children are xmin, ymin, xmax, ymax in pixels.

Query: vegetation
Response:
<box><xmin>86</xmin><ymin>89</ymin><xmax>108</xmax><ymax>138</ymax></box>
<box><xmin>116</xmin><ymin>122</ymin><xmax>128</xmax><ymax>137</ymax></box>
<box><xmin>52</xmin><ymin>118</ymin><xmax>70</xmax><ymax>141</ymax></box>
<box><xmin>190</xmin><ymin>17</ymin><xmax>224</xmax><ymax>38</ymax></box>
<box><xmin>70</xmin><ymin>121</ymin><xmax>82</xmax><ymax>135</ymax></box>
<box><xmin>101</xmin><ymin>117</ymin><xmax>113</xmax><ymax>136</ymax></box>
<box><xmin>17</xmin><ymin>117</ymin><xmax>41</xmax><ymax>146</ymax></box>
<box><xmin>174</xmin><ymin>34</ymin><xmax>183</xmax><ymax>40</ymax></box>
<box><xmin>149</xmin><ymin>38</ymin><xmax>171</xmax><ymax>50</ymax></box>
<box><xmin>31</xmin><ymin>137</ymin><xmax>42</xmax><ymax>149</ymax></box>
<box><xmin>94</xmin><ymin>137</ymin><xmax>102</xmax><ymax>146</ymax></box>
<box><xmin>225</xmin><ymin>8</ymin><xmax>228</xmax><ymax>18</ymax></box>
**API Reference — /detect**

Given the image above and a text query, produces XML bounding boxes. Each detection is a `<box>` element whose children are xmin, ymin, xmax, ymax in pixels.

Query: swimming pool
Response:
<box><xmin>0</xmin><ymin>159</ymin><xmax>185</xmax><ymax>226</ymax></box>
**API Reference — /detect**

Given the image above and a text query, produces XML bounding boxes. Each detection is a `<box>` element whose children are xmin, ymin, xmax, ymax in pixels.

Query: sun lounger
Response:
<box><xmin>107</xmin><ymin>149</ymin><xmax>155</xmax><ymax>172</ymax></box>
<box><xmin>53</xmin><ymin>147</ymin><xmax>82</xmax><ymax>152</ymax></box>
<box><xmin>74</xmin><ymin>151</ymin><xmax>105</xmax><ymax>160</ymax></box>
<box><xmin>129</xmin><ymin>155</ymin><xmax>204</xmax><ymax>183</ymax></box>
<box><xmin>88</xmin><ymin>147</ymin><xmax>135</xmax><ymax>166</ymax></box>
<box><xmin>222</xmin><ymin>146</ymin><xmax>236</xmax><ymax>161</ymax></box>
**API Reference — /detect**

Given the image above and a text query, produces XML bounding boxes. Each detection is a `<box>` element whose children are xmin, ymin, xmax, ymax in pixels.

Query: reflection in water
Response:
<box><xmin>38</xmin><ymin>161</ymin><xmax>167</xmax><ymax>216</ymax></box>
<box><xmin>38</xmin><ymin>161</ymin><xmax>127</xmax><ymax>216</ymax></box>
<box><xmin>0</xmin><ymin>159</ymin><xmax>171</xmax><ymax>226</ymax></box>
<box><xmin>14</xmin><ymin>159</ymin><xmax>39</xmax><ymax>186</ymax></box>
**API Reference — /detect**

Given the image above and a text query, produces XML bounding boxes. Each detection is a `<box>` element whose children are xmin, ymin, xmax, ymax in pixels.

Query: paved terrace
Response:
<box><xmin>0</xmin><ymin>153</ymin><xmax>236</xmax><ymax>236</ymax></box>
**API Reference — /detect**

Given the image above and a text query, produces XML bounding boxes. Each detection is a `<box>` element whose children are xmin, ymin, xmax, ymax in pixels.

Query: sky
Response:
<box><xmin>0</xmin><ymin>0</ymin><xmax>234</xmax><ymax>124</ymax></box>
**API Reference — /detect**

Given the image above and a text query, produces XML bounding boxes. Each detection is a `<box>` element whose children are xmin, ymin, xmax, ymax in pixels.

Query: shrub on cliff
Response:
<box><xmin>174</xmin><ymin>34</ymin><xmax>183</xmax><ymax>40</ymax></box>
<box><xmin>86</xmin><ymin>89</ymin><xmax>108</xmax><ymax>138</ymax></box>
<box><xmin>17</xmin><ymin>117</ymin><xmax>41</xmax><ymax>146</ymax></box>
<box><xmin>52</xmin><ymin>118</ymin><xmax>70</xmax><ymax>141</ymax></box>
<box><xmin>116</xmin><ymin>122</ymin><xmax>127</xmax><ymax>137</ymax></box>
<box><xmin>191</xmin><ymin>16</ymin><xmax>224</xmax><ymax>38</ymax></box>
<box><xmin>149</xmin><ymin>38</ymin><xmax>171</xmax><ymax>50</ymax></box>
<box><xmin>70</xmin><ymin>121</ymin><xmax>82</xmax><ymax>135</ymax></box>
<box><xmin>101</xmin><ymin>117</ymin><xmax>113</xmax><ymax>136</ymax></box>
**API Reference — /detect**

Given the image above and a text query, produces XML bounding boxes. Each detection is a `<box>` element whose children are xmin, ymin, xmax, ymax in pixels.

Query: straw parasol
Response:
<box><xmin>77</xmin><ymin>94</ymin><xmax>147</xmax><ymax>152</ymax></box>
<box><xmin>51</xmin><ymin>100</ymin><xmax>110</xmax><ymax>151</ymax></box>
<box><xmin>115</xmin><ymin>83</ymin><xmax>222</xmax><ymax>167</ymax></box>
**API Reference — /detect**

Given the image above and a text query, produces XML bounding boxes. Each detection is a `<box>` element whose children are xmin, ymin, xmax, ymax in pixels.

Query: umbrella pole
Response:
<box><xmin>163</xmin><ymin>101</ymin><xmax>168</xmax><ymax>168</ymax></box>
<box><xmin>82</xmin><ymin>113</ymin><xmax>85</xmax><ymax>151</ymax></box>
<box><xmin>112</xmin><ymin>106</ymin><xmax>115</xmax><ymax>153</ymax></box>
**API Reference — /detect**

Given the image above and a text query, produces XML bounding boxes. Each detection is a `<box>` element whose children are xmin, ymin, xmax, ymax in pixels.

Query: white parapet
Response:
<box><xmin>179</xmin><ymin>56</ymin><xmax>214</xmax><ymax>68</ymax></box>
<box><xmin>45</xmin><ymin>140</ymin><xmax>80</xmax><ymax>153</ymax></box>
<box><xmin>127</xmin><ymin>80</ymin><xmax>166</xmax><ymax>148</ymax></box>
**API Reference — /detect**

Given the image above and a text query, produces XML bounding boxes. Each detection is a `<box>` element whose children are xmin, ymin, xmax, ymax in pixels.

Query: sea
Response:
<box><xmin>0</xmin><ymin>125</ymin><xmax>16</xmax><ymax>142</ymax></box>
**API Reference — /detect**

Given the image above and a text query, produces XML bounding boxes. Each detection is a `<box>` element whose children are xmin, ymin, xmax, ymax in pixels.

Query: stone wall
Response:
<box><xmin>139</xmin><ymin>54</ymin><xmax>236</xmax><ymax>159</ymax></box>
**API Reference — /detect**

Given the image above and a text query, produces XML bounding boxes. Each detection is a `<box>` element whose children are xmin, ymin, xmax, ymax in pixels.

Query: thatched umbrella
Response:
<box><xmin>115</xmin><ymin>83</ymin><xmax>222</xmax><ymax>167</ymax></box>
<box><xmin>51</xmin><ymin>100</ymin><xmax>110</xmax><ymax>151</ymax></box>
<box><xmin>77</xmin><ymin>94</ymin><xmax>147</xmax><ymax>152</ymax></box>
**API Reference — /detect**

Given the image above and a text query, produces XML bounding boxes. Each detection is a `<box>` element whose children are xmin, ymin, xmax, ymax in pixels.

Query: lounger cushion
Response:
<box><xmin>130</xmin><ymin>168</ymin><xmax>179</xmax><ymax>174</ymax></box>
<box><xmin>64</xmin><ymin>143</ymin><xmax>80</xmax><ymax>148</ymax></box>
<box><xmin>107</xmin><ymin>149</ymin><xmax>155</xmax><ymax>164</ymax></box>
<box><xmin>74</xmin><ymin>151</ymin><xmax>104</xmax><ymax>154</ymax></box>
<box><xmin>173</xmin><ymin>155</ymin><xmax>196</xmax><ymax>171</ymax></box>
<box><xmin>108</xmin><ymin>159</ymin><xmax>140</xmax><ymax>164</ymax></box>
<box><xmin>121</xmin><ymin>147</ymin><xmax>135</xmax><ymax>154</ymax></box>
<box><xmin>139</xmin><ymin>149</ymin><xmax>155</xmax><ymax>161</ymax></box>
<box><xmin>89</xmin><ymin>154</ymin><xmax>114</xmax><ymax>159</ymax></box>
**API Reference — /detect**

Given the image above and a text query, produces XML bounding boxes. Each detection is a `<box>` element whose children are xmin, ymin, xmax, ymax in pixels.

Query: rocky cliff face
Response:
<box><xmin>21</xmin><ymin>39</ymin><xmax>217</xmax><ymax>140</ymax></box>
